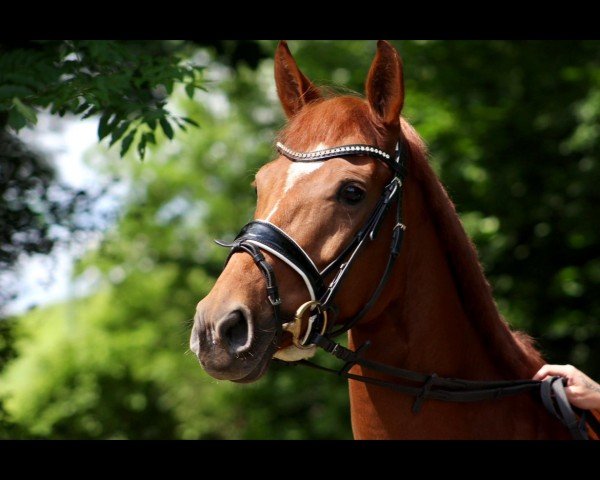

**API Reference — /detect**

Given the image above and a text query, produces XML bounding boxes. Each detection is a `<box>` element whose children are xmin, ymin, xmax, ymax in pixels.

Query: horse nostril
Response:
<box><xmin>216</xmin><ymin>310</ymin><xmax>251</xmax><ymax>353</ymax></box>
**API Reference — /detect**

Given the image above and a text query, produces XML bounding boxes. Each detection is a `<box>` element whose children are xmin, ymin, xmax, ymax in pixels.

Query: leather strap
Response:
<box><xmin>281</xmin><ymin>337</ymin><xmax>599</xmax><ymax>440</ymax></box>
<box><xmin>539</xmin><ymin>376</ymin><xmax>590</xmax><ymax>440</ymax></box>
<box><xmin>217</xmin><ymin>220</ymin><xmax>326</xmax><ymax>301</ymax></box>
<box><xmin>229</xmin><ymin>242</ymin><xmax>283</xmax><ymax>322</ymax></box>
<box><xmin>324</xmin><ymin>181</ymin><xmax>404</xmax><ymax>338</ymax></box>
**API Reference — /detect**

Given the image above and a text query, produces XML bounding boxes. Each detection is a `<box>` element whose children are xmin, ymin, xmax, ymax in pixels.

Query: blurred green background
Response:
<box><xmin>1</xmin><ymin>40</ymin><xmax>599</xmax><ymax>439</ymax></box>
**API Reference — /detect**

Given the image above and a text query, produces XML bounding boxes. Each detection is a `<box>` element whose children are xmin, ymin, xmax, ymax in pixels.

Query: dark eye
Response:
<box><xmin>338</xmin><ymin>183</ymin><xmax>366</xmax><ymax>206</ymax></box>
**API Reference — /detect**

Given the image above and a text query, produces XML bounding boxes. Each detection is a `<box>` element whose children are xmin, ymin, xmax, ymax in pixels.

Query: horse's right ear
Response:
<box><xmin>274</xmin><ymin>41</ymin><xmax>321</xmax><ymax>118</ymax></box>
<box><xmin>365</xmin><ymin>40</ymin><xmax>404</xmax><ymax>128</ymax></box>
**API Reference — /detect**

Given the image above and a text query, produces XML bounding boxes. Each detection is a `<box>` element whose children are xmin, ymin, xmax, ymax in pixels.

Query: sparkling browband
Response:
<box><xmin>275</xmin><ymin>141</ymin><xmax>405</xmax><ymax>178</ymax></box>
<box><xmin>276</xmin><ymin>142</ymin><xmax>391</xmax><ymax>162</ymax></box>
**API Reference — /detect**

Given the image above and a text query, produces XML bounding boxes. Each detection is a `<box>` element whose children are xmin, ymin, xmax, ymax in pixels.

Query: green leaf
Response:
<box><xmin>181</xmin><ymin>117</ymin><xmax>199</xmax><ymax>127</ymax></box>
<box><xmin>98</xmin><ymin>112</ymin><xmax>113</xmax><ymax>140</ymax></box>
<box><xmin>82</xmin><ymin>106</ymin><xmax>99</xmax><ymax>119</ymax></box>
<box><xmin>74</xmin><ymin>102</ymin><xmax>90</xmax><ymax>114</ymax></box>
<box><xmin>7</xmin><ymin>109</ymin><xmax>27</xmax><ymax>131</ymax></box>
<box><xmin>185</xmin><ymin>83</ymin><xmax>195</xmax><ymax>99</ymax></box>
<box><xmin>12</xmin><ymin>98</ymin><xmax>37</xmax><ymax>125</ymax></box>
<box><xmin>3</xmin><ymin>73</ymin><xmax>43</xmax><ymax>91</ymax></box>
<box><xmin>159</xmin><ymin>117</ymin><xmax>174</xmax><ymax>139</ymax></box>
<box><xmin>173</xmin><ymin>118</ymin><xmax>186</xmax><ymax>132</ymax></box>
<box><xmin>143</xmin><ymin>132</ymin><xmax>156</xmax><ymax>145</ymax></box>
<box><xmin>106</xmin><ymin>114</ymin><xmax>121</xmax><ymax>135</ymax></box>
<box><xmin>0</xmin><ymin>85</ymin><xmax>33</xmax><ymax>100</ymax></box>
<box><xmin>137</xmin><ymin>135</ymin><xmax>147</xmax><ymax>160</ymax></box>
<box><xmin>109</xmin><ymin>121</ymin><xmax>129</xmax><ymax>147</ymax></box>
<box><xmin>120</xmin><ymin>131</ymin><xmax>135</xmax><ymax>157</ymax></box>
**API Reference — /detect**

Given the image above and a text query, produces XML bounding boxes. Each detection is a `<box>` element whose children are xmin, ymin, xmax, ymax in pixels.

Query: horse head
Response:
<box><xmin>190</xmin><ymin>40</ymin><xmax>405</xmax><ymax>382</ymax></box>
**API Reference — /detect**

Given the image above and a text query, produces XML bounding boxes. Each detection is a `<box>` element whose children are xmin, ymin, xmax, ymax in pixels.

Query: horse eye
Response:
<box><xmin>338</xmin><ymin>183</ymin><xmax>366</xmax><ymax>206</ymax></box>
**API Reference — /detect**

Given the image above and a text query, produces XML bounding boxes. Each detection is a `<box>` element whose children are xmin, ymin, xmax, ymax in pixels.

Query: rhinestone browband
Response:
<box><xmin>276</xmin><ymin>142</ymin><xmax>391</xmax><ymax>162</ymax></box>
<box><xmin>275</xmin><ymin>141</ymin><xmax>405</xmax><ymax>179</ymax></box>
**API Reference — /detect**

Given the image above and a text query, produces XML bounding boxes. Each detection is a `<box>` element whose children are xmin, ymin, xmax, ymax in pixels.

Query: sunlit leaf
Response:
<box><xmin>159</xmin><ymin>117</ymin><xmax>174</xmax><ymax>139</ymax></box>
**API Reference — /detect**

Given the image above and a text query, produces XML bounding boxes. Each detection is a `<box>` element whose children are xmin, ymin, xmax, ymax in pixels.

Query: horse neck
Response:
<box><xmin>350</xmin><ymin>143</ymin><xmax>545</xmax><ymax>382</ymax></box>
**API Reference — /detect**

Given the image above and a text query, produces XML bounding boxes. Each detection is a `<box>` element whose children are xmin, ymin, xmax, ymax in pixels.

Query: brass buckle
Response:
<box><xmin>282</xmin><ymin>301</ymin><xmax>328</xmax><ymax>349</ymax></box>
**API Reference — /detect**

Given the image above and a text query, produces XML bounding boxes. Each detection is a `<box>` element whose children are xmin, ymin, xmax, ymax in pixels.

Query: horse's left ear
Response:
<box><xmin>366</xmin><ymin>40</ymin><xmax>404</xmax><ymax>128</ymax></box>
<box><xmin>274</xmin><ymin>41</ymin><xmax>322</xmax><ymax>118</ymax></box>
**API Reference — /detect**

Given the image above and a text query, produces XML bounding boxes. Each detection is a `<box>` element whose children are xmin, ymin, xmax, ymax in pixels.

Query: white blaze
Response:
<box><xmin>262</xmin><ymin>142</ymin><xmax>330</xmax><ymax>360</ymax></box>
<box><xmin>283</xmin><ymin>142</ymin><xmax>329</xmax><ymax>193</ymax></box>
<box><xmin>283</xmin><ymin>161</ymin><xmax>325</xmax><ymax>193</ymax></box>
<box><xmin>261</xmin><ymin>143</ymin><xmax>328</xmax><ymax>220</ymax></box>
<box><xmin>264</xmin><ymin>199</ymin><xmax>281</xmax><ymax>221</ymax></box>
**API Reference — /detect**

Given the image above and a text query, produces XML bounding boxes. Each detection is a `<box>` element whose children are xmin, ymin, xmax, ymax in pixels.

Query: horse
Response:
<box><xmin>190</xmin><ymin>40</ymin><xmax>598</xmax><ymax>439</ymax></box>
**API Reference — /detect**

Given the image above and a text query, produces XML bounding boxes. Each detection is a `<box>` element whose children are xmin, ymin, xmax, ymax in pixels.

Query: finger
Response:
<box><xmin>533</xmin><ymin>364</ymin><xmax>570</xmax><ymax>380</ymax></box>
<box><xmin>564</xmin><ymin>386</ymin><xmax>585</xmax><ymax>408</ymax></box>
<box><xmin>564</xmin><ymin>385</ymin><xmax>581</xmax><ymax>397</ymax></box>
<box><xmin>533</xmin><ymin>365</ymin><xmax>551</xmax><ymax>380</ymax></box>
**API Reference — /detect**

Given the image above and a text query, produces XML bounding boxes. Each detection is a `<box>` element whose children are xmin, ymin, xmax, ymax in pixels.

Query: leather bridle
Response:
<box><xmin>216</xmin><ymin>140</ymin><xmax>406</xmax><ymax>346</ymax></box>
<box><xmin>215</xmin><ymin>137</ymin><xmax>600</xmax><ymax>440</ymax></box>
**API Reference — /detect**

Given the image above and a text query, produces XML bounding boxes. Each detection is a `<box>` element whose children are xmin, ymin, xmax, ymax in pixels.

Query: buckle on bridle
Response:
<box><xmin>282</xmin><ymin>300</ymin><xmax>328</xmax><ymax>349</ymax></box>
<box><xmin>268</xmin><ymin>295</ymin><xmax>282</xmax><ymax>306</ymax></box>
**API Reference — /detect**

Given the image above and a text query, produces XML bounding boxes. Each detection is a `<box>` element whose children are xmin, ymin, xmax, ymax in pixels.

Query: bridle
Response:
<box><xmin>215</xmin><ymin>137</ymin><xmax>600</xmax><ymax>440</ymax></box>
<box><xmin>217</xmin><ymin>140</ymin><xmax>405</xmax><ymax>346</ymax></box>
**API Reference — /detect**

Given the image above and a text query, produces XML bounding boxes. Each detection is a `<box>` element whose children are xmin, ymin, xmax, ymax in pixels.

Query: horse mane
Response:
<box><xmin>400</xmin><ymin>118</ymin><xmax>545</xmax><ymax>376</ymax></box>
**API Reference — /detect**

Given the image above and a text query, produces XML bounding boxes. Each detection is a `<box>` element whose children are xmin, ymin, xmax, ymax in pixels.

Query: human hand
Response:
<box><xmin>533</xmin><ymin>364</ymin><xmax>600</xmax><ymax>410</ymax></box>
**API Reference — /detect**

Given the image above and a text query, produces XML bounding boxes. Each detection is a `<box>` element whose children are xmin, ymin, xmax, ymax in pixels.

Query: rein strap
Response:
<box><xmin>291</xmin><ymin>334</ymin><xmax>599</xmax><ymax>440</ymax></box>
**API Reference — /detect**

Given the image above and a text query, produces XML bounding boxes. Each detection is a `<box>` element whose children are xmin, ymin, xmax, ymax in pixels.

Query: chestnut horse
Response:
<box><xmin>190</xmin><ymin>41</ymin><xmax>592</xmax><ymax>439</ymax></box>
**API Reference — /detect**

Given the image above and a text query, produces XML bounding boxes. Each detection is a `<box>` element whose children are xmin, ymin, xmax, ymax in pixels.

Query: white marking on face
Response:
<box><xmin>283</xmin><ymin>142</ymin><xmax>328</xmax><ymax>193</ymax></box>
<box><xmin>258</xmin><ymin>143</ymin><xmax>329</xmax><ymax>221</ymax></box>
<box><xmin>284</xmin><ymin>162</ymin><xmax>324</xmax><ymax>193</ymax></box>
<box><xmin>264</xmin><ymin>199</ymin><xmax>281</xmax><ymax>221</ymax></box>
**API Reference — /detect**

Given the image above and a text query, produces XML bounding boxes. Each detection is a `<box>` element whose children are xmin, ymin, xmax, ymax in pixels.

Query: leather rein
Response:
<box><xmin>216</xmin><ymin>138</ymin><xmax>600</xmax><ymax>440</ymax></box>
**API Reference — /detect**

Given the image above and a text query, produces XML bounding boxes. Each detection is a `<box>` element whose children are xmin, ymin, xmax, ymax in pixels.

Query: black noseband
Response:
<box><xmin>216</xmin><ymin>220</ymin><xmax>327</xmax><ymax>302</ymax></box>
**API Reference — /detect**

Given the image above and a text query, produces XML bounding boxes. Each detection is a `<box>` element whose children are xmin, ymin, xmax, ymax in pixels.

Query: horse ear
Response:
<box><xmin>274</xmin><ymin>41</ymin><xmax>321</xmax><ymax>118</ymax></box>
<box><xmin>365</xmin><ymin>40</ymin><xmax>404</xmax><ymax>127</ymax></box>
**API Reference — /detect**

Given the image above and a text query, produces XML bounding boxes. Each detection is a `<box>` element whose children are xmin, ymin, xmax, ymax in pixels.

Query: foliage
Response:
<box><xmin>0</xmin><ymin>52</ymin><xmax>352</xmax><ymax>438</ymax></box>
<box><xmin>0</xmin><ymin>41</ymin><xmax>209</xmax><ymax>313</ymax></box>
<box><xmin>0</xmin><ymin>41</ymin><xmax>205</xmax><ymax>159</ymax></box>
<box><xmin>0</xmin><ymin>41</ymin><xmax>598</xmax><ymax>439</ymax></box>
<box><xmin>0</xmin><ymin>131</ymin><xmax>96</xmax><ymax>312</ymax></box>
